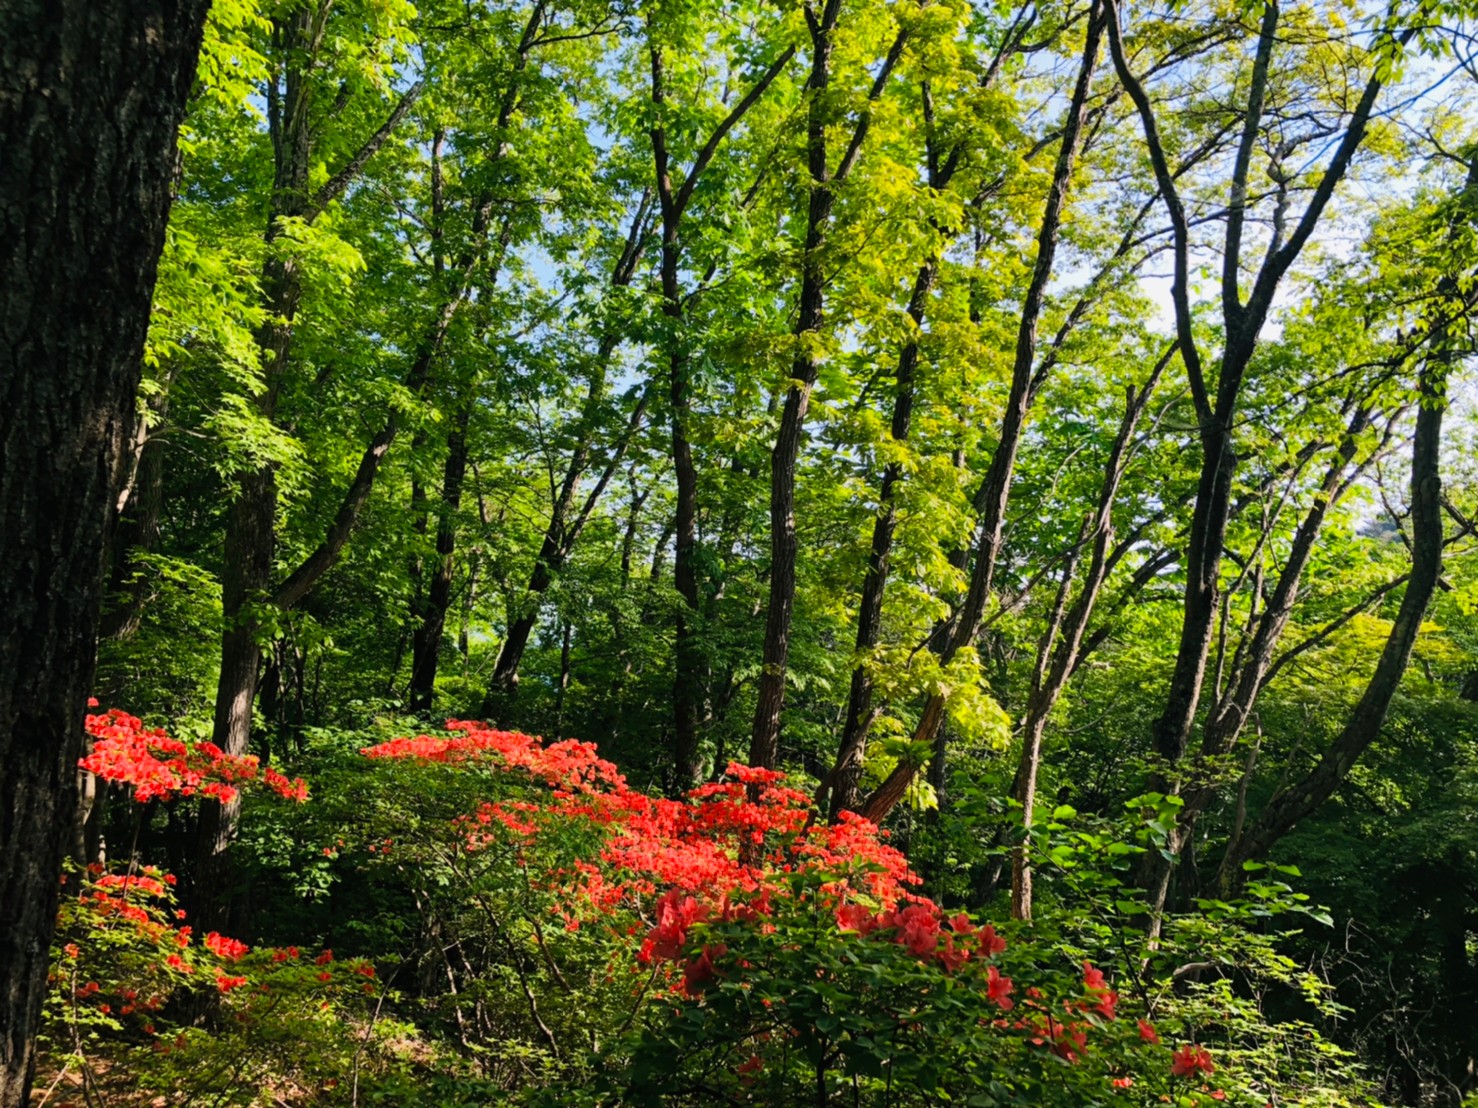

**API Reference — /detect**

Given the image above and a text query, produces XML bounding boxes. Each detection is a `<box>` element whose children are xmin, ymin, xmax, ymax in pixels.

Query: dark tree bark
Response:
<box><xmin>826</xmin><ymin>260</ymin><xmax>938</xmax><ymax>817</ymax></box>
<box><xmin>1107</xmin><ymin>0</ymin><xmax>1407</xmax><ymax>767</ymax></box>
<box><xmin>99</xmin><ymin>380</ymin><xmax>173</xmax><ymax>644</ymax></box>
<box><xmin>485</xmin><ymin>376</ymin><xmax>653</xmax><ymax>705</ymax></box>
<box><xmin>749</xmin><ymin>16</ymin><xmax>906</xmax><ymax>771</ymax></box>
<box><xmin>645</xmin><ymin>30</ymin><xmax>795</xmax><ymax>789</ymax></box>
<box><xmin>413</xmin><ymin>5</ymin><xmax>565</xmax><ymax>716</ymax></box>
<box><xmin>0</xmin><ymin>2</ymin><xmax>209</xmax><ymax>1102</ymax></box>
<box><xmin>411</xmin><ymin>412</ymin><xmax>469</xmax><ymax>712</ymax></box>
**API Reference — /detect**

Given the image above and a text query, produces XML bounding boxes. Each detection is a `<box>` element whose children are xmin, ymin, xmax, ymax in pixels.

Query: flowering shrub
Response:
<box><xmin>37</xmin><ymin>706</ymin><xmax>422</xmax><ymax>1105</ymax></box>
<box><xmin>48</xmin><ymin>712</ymin><xmax>1374</xmax><ymax>1105</ymax></box>
<box><xmin>82</xmin><ymin>704</ymin><xmax>308</xmax><ymax>804</ymax></box>
<box><xmin>42</xmin><ymin>861</ymin><xmax>383</xmax><ymax>1106</ymax></box>
<box><xmin>357</xmin><ymin>721</ymin><xmax>1234</xmax><ymax>1105</ymax></box>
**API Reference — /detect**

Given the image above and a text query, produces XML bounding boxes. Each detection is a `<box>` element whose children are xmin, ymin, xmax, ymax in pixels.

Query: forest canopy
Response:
<box><xmin>6</xmin><ymin>0</ymin><xmax>1478</xmax><ymax>1101</ymax></box>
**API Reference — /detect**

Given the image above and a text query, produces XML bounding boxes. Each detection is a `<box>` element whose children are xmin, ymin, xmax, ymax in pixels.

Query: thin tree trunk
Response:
<box><xmin>823</xmin><ymin>70</ymin><xmax>990</xmax><ymax>815</ymax></box>
<box><xmin>645</xmin><ymin>30</ymin><xmax>796</xmax><ymax>787</ymax></box>
<box><xmin>486</xmin><ymin>364</ymin><xmax>651</xmax><ymax>703</ymax></box>
<box><xmin>826</xmin><ymin>262</ymin><xmax>937</xmax><ymax>815</ymax></box>
<box><xmin>1216</xmin><ymin>155</ymin><xmax>1476</xmax><ymax>882</ymax></box>
<box><xmin>554</xmin><ymin>619</ymin><xmax>573</xmax><ymax>729</ymax></box>
<box><xmin>411</xmin><ymin>414</ymin><xmax>469</xmax><ymax>711</ymax></box>
<box><xmin>1220</xmin><ymin>358</ymin><xmax>1445</xmax><ymax>882</ymax></box>
<box><xmin>1105</xmin><ymin>0</ymin><xmax>1418</xmax><ymax>921</ymax></box>
<box><xmin>100</xmin><ymin>386</ymin><xmax>171</xmax><ymax>642</ymax></box>
<box><xmin>475</xmin><ymin>184</ymin><xmax>648</xmax><ymax>720</ymax></box>
<box><xmin>210</xmin><ymin>3</ymin><xmax>322</xmax><ymax>772</ymax></box>
<box><xmin>750</xmin><ymin>18</ymin><xmax>905</xmax><ymax>770</ymax></box>
<box><xmin>1011</xmin><ymin>352</ymin><xmax>1167</xmax><ymax>919</ymax></box>
<box><xmin>0</xmin><ymin>3</ymin><xmax>208</xmax><ymax>1102</ymax></box>
<box><xmin>860</xmin><ymin>3</ymin><xmax>1103</xmax><ymax>821</ymax></box>
<box><xmin>200</xmin><ymin>16</ymin><xmax>424</xmax><ymax>919</ymax></box>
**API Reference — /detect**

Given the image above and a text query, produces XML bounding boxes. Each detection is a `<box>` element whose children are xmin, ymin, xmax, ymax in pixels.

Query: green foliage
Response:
<box><xmin>74</xmin><ymin>0</ymin><xmax>1478</xmax><ymax>1100</ymax></box>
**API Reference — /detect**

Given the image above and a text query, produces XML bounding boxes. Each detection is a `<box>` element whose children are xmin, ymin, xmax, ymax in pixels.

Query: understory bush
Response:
<box><xmin>38</xmin><ymin>707</ymin><xmax>1383</xmax><ymax>1106</ymax></box>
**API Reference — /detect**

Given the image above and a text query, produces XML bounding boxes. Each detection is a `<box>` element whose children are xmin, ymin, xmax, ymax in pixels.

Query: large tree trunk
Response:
<box><xmin>0</xmin><ymin>3</ymin><xmax>208</xmax><ymax>1103</ymax></box>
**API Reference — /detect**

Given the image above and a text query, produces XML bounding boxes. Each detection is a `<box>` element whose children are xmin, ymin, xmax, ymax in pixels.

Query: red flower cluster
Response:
<box><xmin>369</xmin><ymin>727</ymin><xmax>1014</xmax><ymax>1000</ymax></box>
<box><xmin>1080</xmin><ymin>961</ymin><xmax>1119</xmax><ymax>1021</ymax></box>
<box><xmin>361</xmin><ymin>723</ymin><xmax>624</xmax><ymax>793</ymax></box>
<box><xmin>363</xmin><ymin>721</ymin><xmax>1224</xmax><ymax>1092</ymax></box>
<box><xmin>205</xmin><ymin>931</ymin><xmax>250</xmax><ymax>960</ymax></box>
<box><xmin>367</xmin><ymin>724</ymin><xmax>921</xmax><ymax>919</ymax></box>
<box><xmin>81</xmin><ymin>708</ymin><xmax>307</xmax><ymax>804</ymax></box>
<box><xmin>832</xmin><ymin>901</ymin><xmax>1011</xmax><ymax>980</ymax></box>
<box><xmin>59</xmin><ymin>862</ymin><xmax>376</xmax><ymax>1023</ymax></box>
<box><xmin>1172</xmin><ymin>1044</ymin><xmax>1215</xmax><ymax>1078</ymax></box>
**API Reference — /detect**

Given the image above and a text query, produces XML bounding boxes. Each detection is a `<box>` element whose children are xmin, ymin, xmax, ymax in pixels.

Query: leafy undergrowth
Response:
<box><xmin>36</xmin><ymin>708</ymin><xmax>1380</xmax><ymax>1106</ymax></box>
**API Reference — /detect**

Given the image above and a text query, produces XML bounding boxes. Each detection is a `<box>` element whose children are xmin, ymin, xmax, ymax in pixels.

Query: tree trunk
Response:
<box><xmin>827</xmin><ymin>260</ymin><xmax>936</xmax><ymax>816</ymax></box>
<box><xmin>859</xmin><ymin>3</ymin><xmax>1102</xmax><ymax>821</ymax></box>
<box><xmin>210</xmin><ymin>2</ymin><xmax>319</xmax><ymax>764</ymax></box>
<box><xmin>1219</xmin><ymin>318</ymin><xmax>1449</xmax><ymax>883</ymax></box>
<box><xmin>1011</xmin><ymin>357</ymin><xmax>1166</xmax><ymax>920</ymax></box>
<box><xmin>1105</xmin><ymin>0</ymin><xmax>1406</xmax><ymax>923</ymax></box>
<box><xmin>99</xmin><ymin>386</ymin><xmax>171</xmax><ymax>642</ymax></box>
<box><xmin>0</xmin><ymin>3</ymin><xmax>208</xmax><ymax>1102</ymax></box>
<box><xmin>644</xmin><ymin>32</ymin><xmax>795</xmax><ymax>787</ymax></box>
<box><xmin>479</xmin><ymin>189</ymin><xmax>652</xmax><ymax>712</ymax></box>
<box><xmin>201</xmin><ymin>26</ymin><xmax>424</xmax><ymax>920</ymax></box>
<box><xmin>411</xmin><ymin>416</ymin><xmax>469</xmax><ymax>712</ymax></box>
<box><xmin>750</xmin><ymin>15</ymin><xmax>840</xmax><ymax>771</ymax></box>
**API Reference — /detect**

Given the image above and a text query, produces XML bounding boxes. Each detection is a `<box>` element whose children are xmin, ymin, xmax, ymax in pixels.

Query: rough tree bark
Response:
<box><xmin>0</xmin><ymin>2</ymin><xmax>209</xmax><ymax>1102</ymax></box>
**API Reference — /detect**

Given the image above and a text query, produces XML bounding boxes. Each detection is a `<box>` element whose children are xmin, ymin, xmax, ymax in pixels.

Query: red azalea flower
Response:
<box><xmin>987</xmin><ymin>965</ymin><xmax>1014</xmax><ymax>1010</ymax></box>
<box><xmin>1171</xmin><ymin>1045</ymin><xmax>1214</xmax><ymax>1078</ymax></box>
